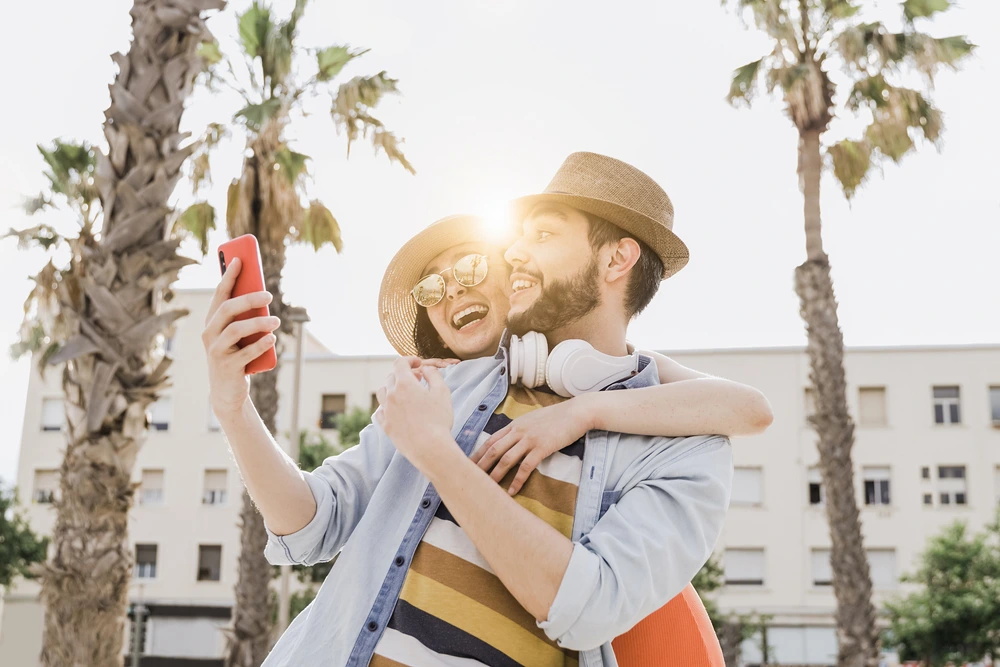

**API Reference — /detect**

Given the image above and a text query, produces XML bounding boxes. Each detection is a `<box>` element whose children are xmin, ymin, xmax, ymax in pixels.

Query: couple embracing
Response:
<box><xmin>203</xmin><ymin>152</ymin><xmax>773</xmax><ymax>667</ymax></box>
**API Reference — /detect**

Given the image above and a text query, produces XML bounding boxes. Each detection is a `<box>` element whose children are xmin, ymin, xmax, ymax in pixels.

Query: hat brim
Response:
<box><xmin>510</xmin><ymin>193</ymin><xmax>689</xmax><ymax>279</ymax></box>
<box><xmin>379</xmin><ymin>215</ymin><xmax>511</xmax><ymax>357</ymax></box>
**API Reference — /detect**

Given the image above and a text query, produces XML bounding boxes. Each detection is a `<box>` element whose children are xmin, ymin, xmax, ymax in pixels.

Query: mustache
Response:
<box><xmin>514</xmin><ymin>268</ymin><xmax>543</xmax><ymax>282</ymax></box>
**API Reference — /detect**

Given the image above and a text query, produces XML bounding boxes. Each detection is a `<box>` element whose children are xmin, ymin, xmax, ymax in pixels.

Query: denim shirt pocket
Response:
<box><xmin>598</xmin><ymin>489</ymin><xmax>622</xmax><ymax>519</ymax></box>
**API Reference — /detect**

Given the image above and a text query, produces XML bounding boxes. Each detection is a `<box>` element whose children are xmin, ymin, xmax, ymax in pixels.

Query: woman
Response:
<box><xmin>377</xmin><ymin>215</ymin><xmax>770</xmax><ymax>666</ymax></box>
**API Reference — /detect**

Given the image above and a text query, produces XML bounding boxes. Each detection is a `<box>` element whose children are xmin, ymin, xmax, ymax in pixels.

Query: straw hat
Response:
<box><xmin>511</xmin><ymin>152</ymin><xmax>689</xmax><ymax>279</ymax></box>
<box><xmin>378</xmin><ymin>215</ymin><xmax>512</xmax><ymax>357</ymax></box>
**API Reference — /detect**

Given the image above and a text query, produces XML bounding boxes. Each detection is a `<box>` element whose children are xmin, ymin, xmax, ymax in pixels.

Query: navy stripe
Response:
<box><xmin>434</xmin><ymin>503</ymin><xmax>460</xmax><ymax>526</ymax></box>
<box><xmin>483</xmin><ymin>412</ymin><xmax>511</xmax><ymax>435</ymax></box>
<box><xmin>559</xmin><ymin>438</ymin><xmax>585</xmax><ymax>460</ymax></box>
<box><xmin>387</xmin><ymin>600</ymin><xmax>526</xmax><ymax>667</ymax></box>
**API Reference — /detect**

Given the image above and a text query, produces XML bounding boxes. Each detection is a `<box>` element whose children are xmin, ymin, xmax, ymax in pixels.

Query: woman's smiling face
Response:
<box><xmin>421</xmin><ymin>242</ymin><xmax>512</xmax><ymax>360</ymax></box>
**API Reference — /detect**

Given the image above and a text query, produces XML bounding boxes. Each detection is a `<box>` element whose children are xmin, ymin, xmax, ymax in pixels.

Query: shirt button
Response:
<box><xmin>500</xmin><ymin>367</ymin><xmax>506</xmax><ymax>376</ymax></box>
<box><xmin>477</xmin><ymin>404</ymin><xmax>487</xmax><ymax>411</ymax></box>
<box><xmin>421</xmin><ymin>499</ymin><xmax>431</xmax><ymax>509</ymax></box>
<box><xmin>367</xmin><ymin>621</ymin><xmax>378</xmax><ymax>632</ymax></box>
<box><xmin>395</xmin><ymin>555</ymin><xmax>405</xmax><ymax>567</ymax></box>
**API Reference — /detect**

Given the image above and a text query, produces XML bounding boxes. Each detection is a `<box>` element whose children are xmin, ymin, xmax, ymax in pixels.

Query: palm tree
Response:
<box><xmin>5</xmin><ymin>0</ymin><xmax>226</xmax><ymax>663</ymax></box>
<box><xmin>724</xmin><ymin>1</ymin><xmax>974</xmax><ymax>665</ymax></box>
<box><xmin>177</xmin><ymin>2</ymin><xmax>414</xmax><ymax>663</ymax></box>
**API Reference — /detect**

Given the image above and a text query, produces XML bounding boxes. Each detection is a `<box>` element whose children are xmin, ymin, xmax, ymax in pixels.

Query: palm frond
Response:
<box><xmin>866</xmin><ymin>120</ymin><xmax>914</xmax><ymax>163</ymax></box>
<box><xmin>295</xmin><ymin>201</ymin><xmax>343</xmax><ymax>252</ymax></box>
<box><xmin>903</xmin><ymin>0</ymin><xmax>951</xmax><ymax>23</ymax></box>
<box><xmin>316</xmin><ymin>45</ymin><xmax>368</xmax><ymax>82</ymax></box>
<box><xmin>332</xmin><ymin>72</ymin><xmax>408</xmax><ymax>163</ymax></box>
<box><xmin>274</xmin><ymin>147</ymin><xmax>310</xmax><ymax>185</ymax></box>
<box><xmin>197</xmin><ymin>39</ymin><xmax>223</xmax><ymax>67</ymax></box>
<box><xmin>727</xmin><ymin>59</ymin><xmax>764</xmax><ymax>105</ymax></box>
<box><xmin>369</xmin><ymin>128</ymin><xmax>415</xmax><ymax>174</ymax></box>
<box><xmin>235</xmin><ymin>98</ymin><xmax>283</xmax><ymax>131</ymax></box>
<box><xmin>175</xmin><ymin>202</ymin><xmax>217</xmax><ymax>255</ymax></box>
<box><xmin>829</xmin><ymin>139</ymin><xmax>872</xmax><ymax>200</ymax></box>
<box><xmin>4</xmin><ymin>224</ymin><xmax>64</xmax><ymax>251</ymax></box>
<box><xmin>237</xmin><ymin>2</ymin><xmax>272</xmax><ymax>59</ymax></box>
<box><xmin>282</xmin><ymin>0</ymin><xmax>310</xmax><ymax>43</ymax></box>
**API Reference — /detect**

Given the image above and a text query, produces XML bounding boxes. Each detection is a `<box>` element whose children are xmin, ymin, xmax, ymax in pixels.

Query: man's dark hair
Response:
<box><xmin>583</xmin><ymin>212</ymin><xmax>664</xmax><ymax>318</ymax></box>
<box><xmin>413</xmin><ymin>306</ymin><xmax>455</xmax><ymax>359</ymax></box>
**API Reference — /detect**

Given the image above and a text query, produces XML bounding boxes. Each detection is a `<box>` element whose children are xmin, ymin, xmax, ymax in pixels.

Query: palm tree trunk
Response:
<box><xmin>223</xmin><ymin>149</ymin><xmax>289</xmax><ymax>667</ymax></box>
<box><xmin>34</xmin><ymin>2</ymin><xmax>223</xmax><ymax>665</ymax></box>
<box><xmin>795</xmin><ymin>129</ymin><xmax>880</xmax><ymax>667</ymax></box>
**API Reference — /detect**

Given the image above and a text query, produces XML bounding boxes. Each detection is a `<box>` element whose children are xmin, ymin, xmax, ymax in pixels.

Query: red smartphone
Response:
<box><xmin>217</xmin><ymin>234</ymin><xmax>277</xmax><ymax>374</ymax></box>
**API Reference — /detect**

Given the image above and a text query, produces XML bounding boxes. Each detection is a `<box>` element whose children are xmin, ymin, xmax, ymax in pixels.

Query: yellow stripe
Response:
<box><xmin>514</xmin><ymin>495</ymin><xmax>575</xmax><ymax>538</ymax></box>
<box><xmin>399</xmin><ymin>570</ymin><xmax>568</xmax><ymax>666</ymax></box>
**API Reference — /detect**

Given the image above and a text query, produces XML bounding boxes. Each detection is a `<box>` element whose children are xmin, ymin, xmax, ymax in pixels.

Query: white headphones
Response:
<box><xmin>508</xmin><ymin>331</ymin><xmax>640</xmax><ymax>398</ymax></box>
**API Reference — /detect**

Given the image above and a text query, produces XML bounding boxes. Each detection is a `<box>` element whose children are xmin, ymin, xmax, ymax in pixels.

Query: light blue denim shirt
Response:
<box><xmin>261</xmin><ymin>340</ymin><xmax>733</xmax><ymax>667</ymax></box>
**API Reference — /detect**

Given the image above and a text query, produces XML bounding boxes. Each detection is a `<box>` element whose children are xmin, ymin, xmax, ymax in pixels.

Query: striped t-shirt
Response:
<box><xmin>370</xmin><ymin>385</ymin><xmax>584</xmax><ymax>667</ymax></box>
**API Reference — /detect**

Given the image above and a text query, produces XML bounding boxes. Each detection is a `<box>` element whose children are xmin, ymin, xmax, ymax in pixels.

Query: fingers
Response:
<box><xmin>479</xmin><ymin>432</ymin><xmax>517</xmax><ymax>474</ymax></box>
<box><xmin>423</xmin><ymin>366</ymin><xmax>447</xmax><ymax>394</ymax></box>
<box><xmin>476</xmin><ymin>424</ymin><xmax>512</xmax><ymax>467</ymax></box>
<box><xmin>203</xmin><ymin>291</ymin><xmax>273</xmax><ymax>344</ymax></box>
<box><xmin>420</xmin><ymin>358</ymin><xmax>460</xmax><ymax>368</ymax></box>
<box><xmin>233</xmin><ymin>333</ymin><xmax>276</xmax><ymax>370</ymax></box>
<box><xmin>206</xmin><ymin>257</ymin><xmax>242</xmax><ymax>325</ymax></box>
<box><xmin>507</xmin><ymin>455</ymin><xmax>541</xmax><ymax>496</ymax></box>
<box><xmin>218</xmin><ymin>316</ymin><xmax>281</xmax><ymax>350</ymax></box>
<box><xmin>490</xmin><ymin>441</ymin><xmax>527</xmax><ymax>484</ymax></box>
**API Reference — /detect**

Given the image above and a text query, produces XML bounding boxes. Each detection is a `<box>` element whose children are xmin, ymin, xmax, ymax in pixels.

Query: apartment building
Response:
<box><xmin>2</xmin><ymin>288</ymin><xmax>998</xmax><ymax>666</ymax></box>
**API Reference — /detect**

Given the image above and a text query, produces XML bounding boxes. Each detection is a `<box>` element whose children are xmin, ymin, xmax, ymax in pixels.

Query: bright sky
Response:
<box><xmin>1</xmin><ymin>0</ymin><xmax>997</xmax><ymax>487</ymax></box>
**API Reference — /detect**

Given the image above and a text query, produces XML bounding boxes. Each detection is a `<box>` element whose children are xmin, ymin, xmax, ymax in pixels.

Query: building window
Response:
<box><xmin>40</xmin><ymin>398</ymin><xmax>65</xmax><ymax>432</ymax></box>
<box><xmin>135</xmin><ymin>544</ymin><xmax>157</xmax><ymax>579</ymax></box>
<box><xmin>933</xmin><ymin>386</ymin><xmax>961</xmax><ymax>424</ymax></box>
<box><xmin>811</xmin><ymin>548</ymin><xmax>832</xmax><ymax>586</ymax></box>
<box><xmin>990</xmin><ymin>387</ymin><xmax>1000</xmax><ymax>425</ymax></box>
<box><xmin>197</xmin><ymin>545</ymin><xmax>222</xmax><ymax>582</ymax></box>
<box><xmin>139</xmin><ymin>470</ymin><xmax>164</xmax><ymax>506</ymax></box>
<box><xmin>208</xmin><ymin>406</ymin><xmax>221</xmax><ymax>432</ymax></box>
<box><xmin>923</xmin><ymin>493</ymin><xmax>933</xmax><ymax>505</ymax></box>
<box><xmin>320</xmin><ymin>394</ymin><xmax>346</xmax><ymax>430</ymax></box>
<box><xmin>149</xmin><ymin>398</ymin><xmax>172</xmax><ymax>431</ymax></box>
<box><xmin>731</xmin><ymin>467</ymin><xmax>763</xmax><ymax>507</ymax></box>
<box><xmin>858</xmin><ymin>387</ymin><xmax>887</xmax><ymax>426</ymax></box>
<box><xmin>804</xmin><ymin>388</ymin><xmax>816</xmax><ymax>424</ymax></box>
<box><xmin>203</xmin><ymin>470</ymin><xmax>228</xmax><ymax>506</ymax></box>
<box><xmin>808</xmin><ymin>467</ymin><xmax>824</xmax><ymax>506</ymax></box>
<box><xmin>938</xmin><ymin>466</ymin><xmax>967</xmax><ymax>506</ymax></box>
<box><xmin>33</xmin><ymin>470</ymin><xmax>58</xmax><ymax>504</ymax></box>
<box><xmin>921</xmin><ymin>466</ymin><xmax>930</xmax><ymax>479</ymax></box>
<box><xmin>863</xmin><ymin>466</ymin><xmax>891</xmax><ymax>506</ymax></box>
<box><xmin>724</xmin><ymin>548</ymin><xmax>765</xmax><ymax>586</ymax></box>
<box><xmin>868</xmin><ymin>549</ymin><xmax>897</xmax><ymax>589</ymax></box>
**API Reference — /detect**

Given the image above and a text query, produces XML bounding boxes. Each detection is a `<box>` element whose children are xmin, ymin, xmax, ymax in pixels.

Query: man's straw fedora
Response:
<box><xmin>510</xmin><ymin>152</ymin><xmax>689</xmax><ymax>279</ymax></box>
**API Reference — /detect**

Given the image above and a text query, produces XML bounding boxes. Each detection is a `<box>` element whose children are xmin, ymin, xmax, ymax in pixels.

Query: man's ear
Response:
<box><xmin>604</xmin><ymin>238</ymin><xmax>641</xmax><ymax>283</ymax></box>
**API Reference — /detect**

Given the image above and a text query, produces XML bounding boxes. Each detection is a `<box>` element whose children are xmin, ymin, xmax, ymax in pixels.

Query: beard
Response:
<box><xmin>508</xmin><ymin>258</ymin><xmax>601</xmax><ymax>336</ymax></box>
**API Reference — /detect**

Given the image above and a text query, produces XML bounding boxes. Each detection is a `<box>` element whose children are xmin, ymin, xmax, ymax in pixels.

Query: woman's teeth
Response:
<box><xmin>453</xmin><ymin>305</ymin><xmax>489</xmax><ymax>329</ymax></box>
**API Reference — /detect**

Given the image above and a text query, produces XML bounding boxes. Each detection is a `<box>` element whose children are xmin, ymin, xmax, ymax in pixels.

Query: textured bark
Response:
<box><xmin>718</xmin><ymin>621</ymin><xmax>743</xmax><ymax>667</ymax></box>
<box><xmin>223</xmin><ymin>127</ymin><xmax>291</xmax><ymax>667</ymax></box>
<box><xmin>796</xmin><ymin>132</ymin><xmax>880</xmax><ymax>667</ymax></box>
<box><xmin>34</xmin><ymin>2</ymin><xmax>224</xmax><ymax>666</ymax></box>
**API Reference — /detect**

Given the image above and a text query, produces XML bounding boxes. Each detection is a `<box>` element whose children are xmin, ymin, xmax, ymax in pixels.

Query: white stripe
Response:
<box><xmin>534</xmin><ymin>451</ymin><xmax>584</xmax><ymax>486</ymax></box>
<box><xmin>374</xmin><ymin>627</ymin><xmax>489</xmax><ymax>667</ymax></box>
<box><xmin>422</xmin><ymin>519</ymin><xmax>495</xmax><ymax>575</ymax></box>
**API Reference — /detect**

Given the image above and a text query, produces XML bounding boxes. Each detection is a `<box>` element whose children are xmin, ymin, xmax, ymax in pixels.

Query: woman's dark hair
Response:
<box><xmin>413</xmin><ymin>305</ymin><xmax>455</xmax><ymax>359</ymax></box>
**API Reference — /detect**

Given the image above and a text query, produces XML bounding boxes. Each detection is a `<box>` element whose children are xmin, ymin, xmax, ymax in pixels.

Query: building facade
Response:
<box><xmin>2</xmin><ymin>288</ymin><xmax>998</xmax><ymax>666</ymax></box>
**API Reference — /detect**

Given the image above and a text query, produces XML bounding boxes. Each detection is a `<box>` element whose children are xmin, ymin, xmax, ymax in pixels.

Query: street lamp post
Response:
<box><xmin>276</xmin><ymin>305</ymin><xmax>309</xmax><ymax>638</ymax></box>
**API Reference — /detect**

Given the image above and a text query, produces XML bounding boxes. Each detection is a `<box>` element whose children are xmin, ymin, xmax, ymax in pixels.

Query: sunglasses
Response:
<box><xmin>411</xmin><ymin>253</ymin><xmax>490</xmax><ymax>308</ymax></box>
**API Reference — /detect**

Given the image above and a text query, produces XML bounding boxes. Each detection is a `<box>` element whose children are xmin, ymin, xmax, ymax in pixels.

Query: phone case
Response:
<box><xmin>217</xmin><ymin>234</ymin><xmax>277</xmax><ymax>374</ymax></box>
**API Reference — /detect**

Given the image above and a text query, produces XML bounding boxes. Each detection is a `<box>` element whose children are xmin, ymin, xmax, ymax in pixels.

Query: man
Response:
<box><xmin>202</xmin><ymin>152</ymin><xmax>732</xmax><ymax>666</ymax></box>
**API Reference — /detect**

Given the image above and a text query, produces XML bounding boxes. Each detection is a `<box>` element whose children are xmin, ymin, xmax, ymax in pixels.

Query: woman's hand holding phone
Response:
<box><xmin>202</xmin><ymin>257</ymin><xmax>281</xmax><ymax>417</ymax></box>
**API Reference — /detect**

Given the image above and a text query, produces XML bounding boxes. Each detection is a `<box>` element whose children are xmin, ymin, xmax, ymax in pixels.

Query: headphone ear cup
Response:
<box><xmin>545</xmin><ymin>340</ymin><xmax>594</xmax><ymax>397</ymax></box>
<box><xmin>520</xmin><ymin>331</ymin><xmax>548</xmax><ymax>388</ymax></box>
